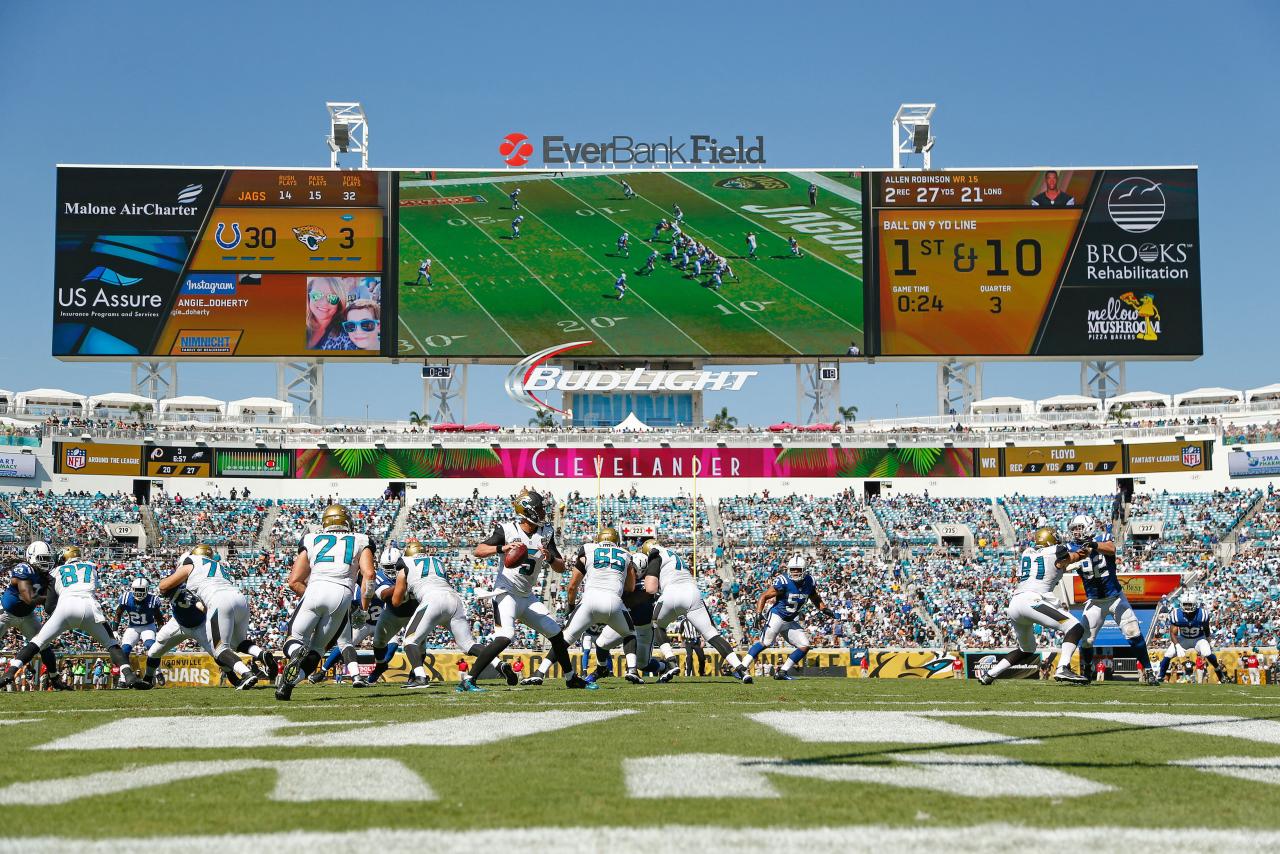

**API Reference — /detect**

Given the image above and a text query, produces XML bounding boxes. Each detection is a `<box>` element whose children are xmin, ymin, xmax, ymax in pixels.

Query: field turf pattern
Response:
<box><xmin>3</xmin><ymin>679</ymin><xmax>1280</xmax><ymax>849</ymax></box>
<box><xmin>395</xmin><ymin>171</ymin><xmax>865</xmax><ymax>359</ymax></box>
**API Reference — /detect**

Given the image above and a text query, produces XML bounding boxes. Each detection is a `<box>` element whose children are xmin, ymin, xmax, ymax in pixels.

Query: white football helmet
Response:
<box><xmin>1181</xmin><ymin>590</ymin><xmax>1199</xmax><ymax>615</ymax></box>
<box><xmin>24</xmin><ymin>541</ymin><xmax>52</xmax><ymax>569</ymax></box>
<box><xmin>1069</xmin><ymin>515</ymin><xmax>1096</xmax><ymax>541</ymax></box>
<box><xmin>379</xmin><ymin>546</ymin><xmax>403</xmax><ymax>572</ymax></box>
<box><xmin>787</xmin><ymin>554</ymin><xmax>807</xmax><ymax>581</ymax></box>
<box><xmin>131</xmin><ymin>577</ymin><xmax>148</xmax><ymax>596</ymax></box>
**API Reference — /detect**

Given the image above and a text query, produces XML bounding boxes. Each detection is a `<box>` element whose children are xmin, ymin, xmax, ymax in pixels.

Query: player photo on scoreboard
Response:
<box><xmin>305</xmin><ymin>276</ymin><xmax>383</xmax><ymax>352</ymax></box>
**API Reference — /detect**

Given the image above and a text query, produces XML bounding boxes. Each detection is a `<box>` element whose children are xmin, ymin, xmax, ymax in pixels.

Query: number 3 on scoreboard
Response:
<box><xmin>339</xmin><ymin>227</ymin><xmax>354</xmax><ymax>249</ymax></box>
<box><xmin>989</xmin><ymin>296</ymin><xmax>1002</xmax><ymax>314</ymax></box>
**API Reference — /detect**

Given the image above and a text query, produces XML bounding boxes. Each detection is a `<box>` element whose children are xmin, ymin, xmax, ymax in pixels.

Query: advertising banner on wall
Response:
<box><xmin>294</xmin><ymin>446</ymin><xmax>977</xmax><ymax>479</ymax></box>
<box><xmin>1067</xmin><ymin>573</ymin><xmax>1182</xmax><ymax>605</ymax></box>
<box><xmin>54</xmin><ymin>441</ymin><xmax>141</xmax><ymax>475</ymax></box>
<box><xmin>1002</xmin><ymin>444</ymin><xmax>1122</xmax><ymax>476</ymax></box>
<box><xmin>1228</xmin><ymin>447</ymin><xmax>1280</xmax><ymax>478</ymax></box>
<box><xmin>1126</xmin><ymin>439</ymin><xmax>1211</xmax><ymax>473</ymax></box>
<box><xmin>0</xmin><ymin>453</ymin><xmax>36</xmax><ymax>478</ymax></box>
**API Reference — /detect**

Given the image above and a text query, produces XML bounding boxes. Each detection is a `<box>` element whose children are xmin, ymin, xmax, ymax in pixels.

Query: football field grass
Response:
<box><xmin>4</xmin><ymin>679</ymin><xmax>1280</xmax><ymax>851</ymax></box>
<box><xmin>395</xmin><ymin>171</ymin><xmax>866</xmax><ymax>359</ymax></box>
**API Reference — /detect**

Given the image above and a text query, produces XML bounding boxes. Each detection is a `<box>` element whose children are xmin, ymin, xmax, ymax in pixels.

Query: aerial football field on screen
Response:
<box><xmin>395</xmin><ymin>171</ymin><xmax>866</xmax><ymax>359</ymax></box>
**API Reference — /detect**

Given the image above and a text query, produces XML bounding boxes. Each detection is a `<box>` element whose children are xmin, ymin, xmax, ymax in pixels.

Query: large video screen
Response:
<box><xmin>395</xmin><ymin>170</ymin><xmax>867</xmax><ymax>359</ymax></box>
<box><xmin>54</xmin><ymin>167</ymin><xmax>389</xmax><ymax>358</ymax></box>
<box><xmin>869</xmin><ymin>168</ymin><xmax>1201</xmax><ymax>357</ymax></box>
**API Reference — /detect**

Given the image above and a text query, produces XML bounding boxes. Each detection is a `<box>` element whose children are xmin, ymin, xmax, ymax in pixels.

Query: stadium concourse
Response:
<box><xmin>1</xmin><ymin>387</ymin><xmax>1279</xmax><ymax>685</ymax></box>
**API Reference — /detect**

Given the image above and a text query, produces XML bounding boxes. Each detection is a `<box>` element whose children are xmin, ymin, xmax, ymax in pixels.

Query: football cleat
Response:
<box><xmin>275</xmin><ymin>681</ymin><xmax>294</xmax><ymax>701</ymax></box>
<box><xmin>0</xmin><ymin>672</ymin><xmax>15</xmax><ymax>690</ymax></box>
<box><xmin>657</xmin><ymin>666</ymin><xmax>678</xmax><ymax>684</ymax></box>
<box><xmin>624</xmin><ymin>669</ymin><xmax>645</xmax><ymax>685</ymax></box>
<box><xmin>307</xmin><ymin>671</ymin><xmax>327</xmax><ymax>685</ymax></box>
<box><xmin>1053</xmin><ymin>667</ymin><xmax>1089</xmax><ymax>685</ymax></box>
<box><xmin>1215</xmin><ymin>665</ymin><xmax>1229</xmax><ymax>683</ymax></box>
<box><xmin>456</xmin><ymin>677</ymin><xmax>485</xmax><ymax>694</ymax></box>
<box><xmin>351</xmin><ymin>676</ymin><xmax>370</xmax><ymax>688</ymax></box>
<box><xmin>737</xmin><ymin>668</ymin><xmax>754</xmax><ymax>685</ymax></box>
<box><xmin>131</xmin><ymin>677</ymin><xmax>154</xmax><ymax>691</ymax></box>
<box><xmin>50</xmin><ymin>676</ymin><xmax>73</xmax><ymax>691</ymax></box>
<box><xmin>1140</xmin><ymin>668</ymin><xmax>1160</xmax><ymax>686</ymax></box>
<box><xmin>589</xmin><ymin>664</ymin><xmax>611</xmax><ymax>681</ymax></box>
<box><xmin>280</xmin><ymin>649</ymin><xmax>306</xmax><ymax>688</ymax></box>
<box><xmin>519</xmin><ymin>675</ymin><xmax>544</xmax><ymax>686</ymax></box>
<box><xmin>976</xmin><ymin>670</ymin><xmax>995</xmax><ymax>686</ymax></box>
<box><xmin>772</xmin><ymin>671</ymin><xmax>795</xmax><ymax>681</ymax></box>
<box><xmin>497</xmin><ymin>661</ymin><xmax>520</xmax><ymax>686</ymax></box>
<box><xmin>402</xmin><ymin>676</ymin><xmax>431</xmax><ymax>690</ymax></box>
<box><xmin>566</xmin><ymin>672</ymin><xmax>588</xmax><ymax>689</ymax></box>
<box><xmin>236</xmin><ymin>674</ymin><xmax>259</xmax><ymax>691</ymax></box>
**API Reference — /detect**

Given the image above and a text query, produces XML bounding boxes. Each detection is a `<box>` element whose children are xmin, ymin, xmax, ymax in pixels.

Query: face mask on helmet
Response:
<box><xmin>787</xmin><ymin>555</ymin><xmax>807</xmax><ymax>581</ymax></box>
<box><xmin>513</xmin><ymin>491</ymin><xmax>547</xmax><ymax>525</ymax></box>
<box><xmin>131</xmin><ymin>579</ymin><xmax>148</xmax><ymax>595</ymax></box>
<box><xmin>380</xmin><ymin>547</ymin><xmax>403</xmax><ymax>569</ymax></box>
<box><xmin>1069</xmin><ymin>516</ymin><xmax>1093</xmax><ymax>540</ymax></box>
<box><xmin>25</xmin><ymin>541</ymin><xmax>51</xmax><ymax>568</ymax></box>
<box><xmin>1182</xmin><ymin>594</ymin><xmax>1199</xmax><ymax>614</ymax></box>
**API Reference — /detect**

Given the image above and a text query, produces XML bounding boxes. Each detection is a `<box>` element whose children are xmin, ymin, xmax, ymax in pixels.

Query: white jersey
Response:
<box><xmin>300</xmin><ymin>530</ymin><xmax>372</xmax><ymax>589</ymax></box>
<box><xmin>402</xmin><ymin>554</ymin><xmax>454</xmax><ymax>600</ymax></box>
<box><xmin>181</xmin><ymin>554</ymin><xmax>238</xmax><ymax>603</ymax></box>
<box><xmin>1014</xmin><ymin>544</ymin><xmax>1069</xmax><ymax>596</ymax></box>
<box><xmin>644</xmin><ymin>544</ymin><xmax>697</xmax><ymax>592</ymax></box>
<box><xmin>52</xmin><ymin>559</ymin><xmax>99</xmax><ymax>598</ymax></box>
<box><xmin>488</xmin><ymin>520</ymin><xmax>557</xmax><ymax>598</ymax></box>
<box><xmin>580</xmin><ymin>542</ymin><xmax>631</xmax><ymax>595</ymax></box>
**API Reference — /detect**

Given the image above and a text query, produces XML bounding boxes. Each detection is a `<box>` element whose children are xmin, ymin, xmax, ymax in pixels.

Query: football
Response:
<box><xmin>503</xmin><ymin>543</ymin><xmax>528</xmax><ymax>569</ymax></box>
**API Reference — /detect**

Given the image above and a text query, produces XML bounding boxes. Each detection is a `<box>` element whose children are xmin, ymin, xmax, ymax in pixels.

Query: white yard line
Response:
<box><xmin>428</xmin><ymin>185</ymin><xmax>619</xmax><ymax>355</ymax></box>
<box><xmin>492</xmin><ymin>180</ymin><xmax>711</xmax><ymax>356</ymax></box>
<box><xmin>399</xmin><ymin>222</ymin><xmax>522</xmax><ymax>353</ymax></box>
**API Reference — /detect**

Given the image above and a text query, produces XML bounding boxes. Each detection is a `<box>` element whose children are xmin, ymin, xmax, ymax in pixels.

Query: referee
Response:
<box><xmin>808</xmin><ymin>182</ymin><xmax>818</xmax><ymax>207</ymax></box>
<box><xmin>678</xmin><ymin>616</ymin><xmax>707</xmax><ymax>676</ymax></box>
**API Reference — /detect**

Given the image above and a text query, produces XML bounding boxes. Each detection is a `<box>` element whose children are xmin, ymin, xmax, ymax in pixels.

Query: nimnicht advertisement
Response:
<box><xmin>1229</xmin><ymin>448</ymin><xmax>1280</xmax><ymax>478</ymax></box>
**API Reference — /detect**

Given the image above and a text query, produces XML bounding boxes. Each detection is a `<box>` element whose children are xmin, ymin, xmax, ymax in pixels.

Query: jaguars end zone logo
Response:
<box><xmin>64</xmin><ymin>447</ymin><xmax>87</xmax><ymax>470</ymax></box>
<box><xmin>292</xmin><ymin>226</ymin><xmax>328</xmax><ymax>251</ymax></box>
<box><xmin>714</xmin><ymin>175</ymin><xmax>788</xmax><ymax>191</ymax></box>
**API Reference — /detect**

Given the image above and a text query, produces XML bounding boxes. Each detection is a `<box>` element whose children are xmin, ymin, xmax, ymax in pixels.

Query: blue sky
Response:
<box><xmin>1</xmin><ymin>2</ymin><xmax>1276</xmax><ymax>425</ymax></box>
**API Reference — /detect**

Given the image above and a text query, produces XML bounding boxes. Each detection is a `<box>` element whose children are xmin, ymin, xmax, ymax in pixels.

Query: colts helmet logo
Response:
<box><xmin>1181</xmin><ymin>445</ymin><xmax>1202</xmax><ymax>468</ymax></box>
<box><xmin>65</xmin><ymin>447</ymin><xmax>87</xmax><ymax>470</ymax></box>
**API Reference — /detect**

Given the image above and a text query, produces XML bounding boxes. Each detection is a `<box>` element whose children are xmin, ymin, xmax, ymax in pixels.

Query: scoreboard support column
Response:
<box><xmin>277</xmin><ymin>361</ymin><xmax>324</xmax><ymax>420</ymax></box>
<box><xmin>1080</xmin><ymin>360</ymin><xmax>1126</xmax><ymax>404</ymax></box>
<box><xmin>131</xmin><ymin>361</ymin><xmax>177</xmax><ymax>402</ymax></box>
<box><xmin>937</xmin><ymin>360</ymin><xmax>982</xmax><ymax>417</ymax></box>
<box><xmin>796</xmin><ymin>363</ymin><xmax>839</xmax><ymax>425</ymax></box>
<box><xmin>426</xmin><ymin>364</ymin><xmax>467</xmax><ymax>425</ymax></box>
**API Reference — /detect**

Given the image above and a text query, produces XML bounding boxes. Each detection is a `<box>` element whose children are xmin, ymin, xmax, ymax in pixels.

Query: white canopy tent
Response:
<box><xmin>227</xmin><ymin>397</ymin><xmax>294</xmax><ymax>420</ymax></box>
<box><xmin>1107</xmin><ymin>390</ymin><xmax>1173</xmax><ymax>412</ymax></box>
<box><xmin>158</xmin><ymin>395</ymin><xmax>227</xmax><ymax>419</ymax></box>
<box><xmin>614</xmin><ymin>412</ymin><xmax>653</xmax><ymax>432</ymax></box>
<box><xmin>0</xmin><ymin>389</ymin><xmax>12</xmax><ymax>411</ymax></box>
<box><xmin>1034</xmin><ymin>394</ymin><xmax>1103</xmax><ymax>415</ymax></box>
<box><xmin>1246</xmin><ymin>383</ymin><xmax>1280</xmax><ymax>404</ymax></box>
<box><xmin>15</xmin><ymin>388</ymin><xmax>86</xmax><ymax>413</ymax></box>
<box><xmin>1174</xmin><ymin>387</ymin><xmax>1243</xmax><ymax>408</ymax></box>
<box><xmin>86</xmin><ymin>392</ymin><xmax>157</xmax><ymax>416</ymax></box>
<box><xmin>969</xmin><ymin>396</ymin><xmax>1033</xmax><ymax>416</ymax></box>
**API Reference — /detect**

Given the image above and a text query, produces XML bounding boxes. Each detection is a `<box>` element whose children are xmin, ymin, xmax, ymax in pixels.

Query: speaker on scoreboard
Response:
<box><xmin>332</xmin><ymin>122</ymin><xmax>350</xmax><ymax>152</ymax></box>
<box><xmin>911</xmin><ymin>123</ymin><xmax>931</xmax><ymax>152</ymax></box>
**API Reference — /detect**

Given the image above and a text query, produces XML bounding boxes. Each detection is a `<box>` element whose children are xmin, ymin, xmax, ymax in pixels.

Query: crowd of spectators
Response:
<box><xmin>5</xmin><ymin>489</ymin><xmax>140</xmax><ymax>546</ymax></box>
<box><xmin>150</xmin><ymin>491</ymin><xmax>268</xmax><ymax>547</ymax></box>
<box><xmin>719</xmin><ymin>489</ymin><xmax>873</xmax><ymax>547</ymax></box>
<box><xmin>269</xmin><ymin>496</ymin><xmax>402</xmax><ymax>547</ymax></box>
<box><xmin>870</xmin><ymin>494</ymin><xmax>999</xmax><ymax>547</ymax></box>
<box><xmin>1224</xmin><ymin>421</ymin><xmax>1280</xmax><ymax>446</ymax></box>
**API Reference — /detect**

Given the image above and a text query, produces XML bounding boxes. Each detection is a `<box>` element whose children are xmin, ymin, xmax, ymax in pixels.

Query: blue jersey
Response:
<box><xmin>171</xmin><ymin>587</ymin><xmax>205</xmax><ymax>629</ymax></box>
<box><xmin>118</xmin><ymin>592</ymin><xmax>163</xmax><ymax>628</ymax></box>
<box><xmin>1172</xmin><ymin>607</ymin><xmax>1210</xmax><ymax>641</ymax></box>
<box><xmin>1069</xmin><ymin>530</ymin><xmax>1123</xmax><ymax>599</ymax></box>
<box><xmin>769</xmin><ymin>573</ymin><xmax>816</xmax><ymax>621</ymax></box>
<box><xmin>2</xmin><ymin>563</ymin><xmax>50</xmax><ymax>618</ymax></box>
<box><xmin>374</xmin><ymin>567</ymin><xmax>417</xmax><ymax>618</ymax></box>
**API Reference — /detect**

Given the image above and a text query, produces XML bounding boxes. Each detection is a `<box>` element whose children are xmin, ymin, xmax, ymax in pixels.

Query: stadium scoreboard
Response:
<box><xmin>53</xmin><ymin>165</ymin><xmax>1199</xmax><ymax>362</ymax></box>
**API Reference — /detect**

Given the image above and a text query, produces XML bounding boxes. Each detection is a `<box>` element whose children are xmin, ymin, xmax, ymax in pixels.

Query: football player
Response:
<box><xmin>465</xmin><ymin>489</ymin><xmax>585</xmax><ymax>691</ymax></box>
<box><xmin>115</xmin><ymin>577</ymin><xmax>162</xmax><ymax>658</ymax></box>
<box><xmin>137</xmin><ymin>583</ymin><xmax>229</xmax><ymax>688</ymax></box>
<box><xmin>643</xmin><ymin>538</ymin><xmax>747</xmax><ymax>680</ymax></box>
<box><xmin>275</xmin><ymin>505</ymin><xmax>376</xmax><ymax>700</ymax></box>
<box><xmin>643</xmin><ymin>251</ymin><xmax>658</xmax><ymax>276</ymax></box>
<box><xmin>312</xmin><ymin>585</ymin><xmax>371</xmax><ymax>686</ymax></box>
<box><xmin>740</xmin><ymin>554</ymin><xmax>834</xmax><ymax>682</ymax></box>
<box><xmin>365</xmin><ymin>543</ymin><xmax>420</xmax><ymax>684</ymax></box>
<box><xmin>523</xmin><ymin>527</ymin><xmax>642</xmax><ymax>685</ymax></box>
<box><xmin>0</xmin><ymin>542</ymin><xmax>69</xmax><ymax>690</ymax></box>
<box><xmin>978</xmin><ymin>526</ymin><xmax>1090</xmax><ymax>685</ymax></box>
<box><xmin>788</xmin><ymin>236</ymin><xmax>802</xmax><ymax>258</ymax></box>
<box><xmin>620</xmin><ymin>179</ymin><xmax>635</xmax><ymax>199</ymax></box>
<box><xmin>158</xmin><ymin>545</ymin><xmax>274</xmax><ymax>691</ymax></box>
<box><xmin>394</xmin><ymin>543</ymin><xmax>487</xmax><ymax>690</ymax></box>
<box><xmin>746</xmin><ymin>232</ymin><xmax>758</xmax><ymax>259</ymax></box>
<box><xmin>509</xmin><ymin>187</ymin><xmax>521</xmax><ymax>210</ymax></box>
<box><xmin>0</xmin><ymin>546</ymin><xmax>136</xmax><ymax>689</ymax></box>
<box><xmin>414</xmin><ymin>258</ymin><xmax>433</xmax><ymax>287</ymax></box>
<box><xmin>614</xmin><ymin>273</ymin><xmax>627</xmax><ymax>301</ymax></box>
<box><xmin>511</xmin><ymin>215</ymin><xmax>524</xmax><ymax>239</ymax></box>
<box><xmin>1157</xmin><ymin>590</ymin><xmax>1227</xmax><ymax>683</ymax></box>
<box><xmin>578</xmin><ymin>538</ymin><xmax>676</xmax><ymax>685</ymax></box>
<box><xmin>617</xmin><ymin>232</ymin><xmax>630</xmax><ymax>258</ymax></box>
<box><xmin>672</xmin><ymin>203</ymin><xmax>683</xmax><ymax>223</ymax></box>
<box><xmin>1068</xmin><ymin>514</ymin><xmax>1158</xmax><ymax>685</ymax></box>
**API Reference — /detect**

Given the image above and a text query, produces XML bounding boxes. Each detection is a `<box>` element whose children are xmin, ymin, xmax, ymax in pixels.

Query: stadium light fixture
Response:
<box><xmin>255</xmin><ymin>438</ymin><xmax>266</xmax><ymax>447</ymax></box>
<box><xmin>375</xmin><ymin>439</ymin><xmax>386</xmax><ymax>449</ymax></box>
<box><xmin>80</xmin><ymin>433</ymin><xmax>91</xmax><ymax>443</ymax></box>
<box><xmin>1064</xmin><ymin>438</ymin><xmax>1074</xmax><ymax>445</ymax></box>
<box><xmin>944</xmin><ymin>438</ymin><xmax>953</xmax><ymax>447</ymax></box>
<box><xmin>1005</xmin><ymin>440</ymin><xmax>1015</xmax><ymax>448</ymax></box>
<box><xmin>143</xmin><ymin>435</ymin><xmax>155</xmax><ymax>444</ymax></box>
<box><xmin>887</xmin><ymin>439</ymin><xmax>897</xmax><ymax>449</ymax></box>
<box><xmin>604</xmin><ymin>440</ymin><xmax>614</xmax><ymax>448</ymax></box>
<box><xmin>716</xmin><ymin>439</ymin><xmax>727</xmax><ymax>448</ymax></box>
<box><xmin>431</xmin><ymin>440</ymin><xmax>442</xmax><ymax>449</ymax></box>
<box><xmin>893</xmin><ymin>103</ymin><xmax>935</xmax><ymax>169</ymax></box>
<box><xmin>196</xmin><ymin>438</ymin><xmax>208</xmax><ymax>447</ymax></box>
<box><xmin>326</xmin><ymin>102</ymin><xmax>369</xmax><ymax>169</ymax></box>
<box><xmin>831</xmin><ymin>438</ymin><xmax>841</xmax><ymax>448</ymax></box>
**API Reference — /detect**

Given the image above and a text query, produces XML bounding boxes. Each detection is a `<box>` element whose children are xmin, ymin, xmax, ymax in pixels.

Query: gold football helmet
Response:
<box><xmin>404</xmin><ymin>540</ymin><xmax>425</xmax><ymax>557</ymax></box>
<box><xmin>321</xmin><ymin>504</ymin><xmax>352</xmax><ymax>532</ymax></box>
<box><xmin>598</xmin><ymin>527</ymin><xmax>621</xmax><ymax>544</ymax></box>
<box><xmin>1033</xmin><ymin>526</ymin><xmax>1060</xmax><ymax>547</ymax></box>
<box><xmin>191</xmin><ymin>544</ymin><xmax>215</xmax><ymax>557</ymax></box>
<box><xmin>59</xmin><ymin>546</ymin><xmax>82</xmax><ymax>563</ymax></box>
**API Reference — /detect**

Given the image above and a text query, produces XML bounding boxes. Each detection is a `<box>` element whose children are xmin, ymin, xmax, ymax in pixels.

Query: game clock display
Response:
<box><xmin>870</xmin><ymin>168</ymin><xmax>1201</xmax><ymax>358</ymax></box>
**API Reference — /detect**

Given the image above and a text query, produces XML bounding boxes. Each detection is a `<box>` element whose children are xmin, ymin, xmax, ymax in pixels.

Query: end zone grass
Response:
<box><xmin>3</xmin><ymin>679</ymin><xmax>1280</xmax><ymax>842</ymax></box>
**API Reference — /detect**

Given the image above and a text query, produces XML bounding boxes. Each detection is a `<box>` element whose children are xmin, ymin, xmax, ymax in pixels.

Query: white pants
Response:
<box><xmin>1006</xmin><ymin>590</ymin><xmax>1077</xmax><ymax>653</ymax></box>
<box><xmin>403</xmin><ymin>591</ymin><xmax>477</xmax><ymax>651</ymax></box>
<box><xmin>373</xmin><ymin>606</ymin><xmax>413</xmax><ymax>647</ymax></box>
<box><xmin>654</xmin><ymin>586</ymin><xmax>720</xmax><ymax>641</ymax></box>
<box><xmin>1164</xmin><ymin>638</ymin><xmax>1212</xmax><ymax>659</ymax></box>
<box><xmin>120</xmin><ymin>625</ymin><xmax>157</xmax><ymax>651</ymax></box>
<box><xmin>150</xmin><ymin>618</ymin><xmax>213</xmax><ymax>658</ymax></box>
<box><xmin>287</xmin><ymin>581</ymin><xmax>351</xmax><ymax>655</ymax></box>
<box><xmin>31</xmin><ymin>597</ymin><xmax>114</xmax><ymax>651</ymax></box>
<box><xmin>340</xmin><ymin>621</ymin><xmax>375</xmax><ymax>651</ymax></box>
<box><xmin>597</xmin><ymin>622</ymin><xmax>654</xmax><ymax>664</ymax></box>
<box><xmin>564</xmin><ymin>590</ymin><xmax>634</xmax><ymax>646</ymax></box>
<box><xmin>491</xmin><ymin>588</ymin><xmax>560</xmax><ymax>640</ymax></box>
<box><xmin>761</xmin><ymin>611</ymin><xmax>810</xmax><ymax>650</ymax></box>
<box><xmin>1248</xmin><ymin>668</ymin><xmax>1262</xmax><ymax>685</ymax></box>
<box><xmin>0</xmin><ymin>610</ymin><xmax>41</xmax><ymax>643</ymax></box>
<box><xmin>1081</xmin><ymin>594</ymin><xmax>1140</xmax><ymax>644</ymax></box>
<box><xmin>205</xmin><ymin>588</ymin><xmax>251</xmax><ymax>656</ymax></box>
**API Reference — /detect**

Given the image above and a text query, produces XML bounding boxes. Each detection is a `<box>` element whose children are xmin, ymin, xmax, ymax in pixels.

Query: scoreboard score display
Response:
<box><xmin>54</xmin><ymin>167</ymin><xmax>389</xmax><ymax>358</ymax></box>
<box><xmin>870</xmin><ymin>168</ymin><xmax>1201</xmax><ymax>358</ymax></box>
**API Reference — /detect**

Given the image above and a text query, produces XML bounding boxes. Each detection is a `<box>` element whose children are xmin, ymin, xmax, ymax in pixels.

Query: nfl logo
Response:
<box><xmin>65</xmin><ymin>447</ymin><xmax>87</xmax><ymax>470</ymax></box>
<box><xmin>1181</xmin><ymin>445</ymin><xmax>1202</xmax><ymax>467</ymax></box>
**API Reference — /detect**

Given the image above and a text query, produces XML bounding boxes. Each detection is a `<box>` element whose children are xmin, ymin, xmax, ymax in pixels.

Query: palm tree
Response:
<box><xmin>529</xmin><ymin>409</ymin><xmax>557</xmax><ymax>429</ymax></box>
<box><xmin>128</xmin><ymin>402</ymin><xmax>153</xmax><ymax>425</ymax></box>
<box><xmin>408</xmin><ymin>410</ymin><xmax>429</xmax><ymax>426</ymax></box>
<box><xmin>708</xmin><ymin>406</ymin><xmax>738</xmax><ymax>431</ymax></box>
<box><xmin>837</xmin><ymin>404</ymin><xmax>858</xmax><ymax>424</ymax></box>
<box><xmin>1109</xmin><ymin>403</ymin><xmax>1133</xmax><ymax>425</ymax></box>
